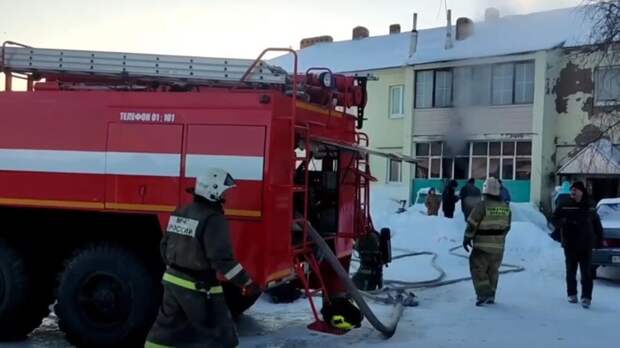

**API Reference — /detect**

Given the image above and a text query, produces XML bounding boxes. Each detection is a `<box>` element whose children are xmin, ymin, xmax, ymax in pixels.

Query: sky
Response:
<box><xmin>0</xmin><ymin>0</ymin><xmax>583</xmax><ymax>91</ymax></box>
<box><xmin>0</xmin><ymin>0</ymin><xmax>583</xmax><ymax>59</ymax></box>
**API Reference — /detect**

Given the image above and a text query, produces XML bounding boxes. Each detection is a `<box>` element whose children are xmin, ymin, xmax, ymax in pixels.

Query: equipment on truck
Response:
<box><xmin>0</xmin><ymin>41</ymin><xmax>415</xmax><ymax>346</ymax></box>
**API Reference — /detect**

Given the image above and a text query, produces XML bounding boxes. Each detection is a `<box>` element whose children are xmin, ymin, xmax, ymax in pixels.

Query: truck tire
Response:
<box><xmin>55</xmin><ymin>244</ymin><xmax>160</xmax><ymax>348</ymax></box>
<box><xmin>0</xmin><ymin>240</ymin><xmax>51</xmax><ymax>341</ymax></box>
<box><xmin>222</xmin><ymin>282</ymin><xmax>261</xmax><ymax>318</ymax></box>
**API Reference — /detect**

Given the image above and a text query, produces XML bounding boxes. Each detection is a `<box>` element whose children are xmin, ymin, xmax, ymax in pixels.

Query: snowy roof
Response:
<box><xmin>558</xmin><ymin>139</ymin><xmax>620</xmax><ymax>175</ymax></box>
<box><xmin>269</xmin><ymin>7</ymin><xmax>592</xmax><ymax>73</ymax></box>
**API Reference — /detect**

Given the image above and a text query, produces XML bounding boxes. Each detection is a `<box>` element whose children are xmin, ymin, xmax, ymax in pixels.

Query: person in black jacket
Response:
<box><xmin>442</xmin><ymin>180</ymin><xmax>459</xmax><ymax>218</ymax></box>
<box><xmin>459</xmin><ymin>178</ymin><xmax>482</xmax><ymax>221</ymax></box>
<box><xmin>552</xmin><ymin>181</ymin><xmax>603</xmax><ymax>309</ymax></box>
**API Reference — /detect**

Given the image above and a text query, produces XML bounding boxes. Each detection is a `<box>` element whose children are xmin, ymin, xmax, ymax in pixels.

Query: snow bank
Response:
<box><xmin>370</xmin><ymin>184</ymin><xmax>557</xmax><ymax>281</ymax></box>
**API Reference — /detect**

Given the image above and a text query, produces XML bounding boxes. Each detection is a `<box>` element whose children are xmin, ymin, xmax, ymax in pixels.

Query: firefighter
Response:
<box><xmin>145</xmin><ymin>168</ymin><xmax>260</xmax><ymax>348</ymax></box>
<box><xmin>462</xmin><ymin>177</ymin><xmax>511</xmax><ymax>306</ymax></box>
<box><xmin>352</xmin><ymin>230</ymin><xmax>383</xmax><ymax>291</ymax></box>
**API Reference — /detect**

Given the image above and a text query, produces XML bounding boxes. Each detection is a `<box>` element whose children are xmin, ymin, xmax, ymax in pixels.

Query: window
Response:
<box><xmin>492</xmin><ymin>63</ymin><xmax>514</xmax><ymax>105</ymax></box>
<box><xmin>595</xmin><ymin>67</ymin><xmax>620</xmax><ymax>104</ymax></box>
<box><xmin>453</xmin><ymin>67</ymin><xmax>472</xmax><ymax>106</ymax></box>
<box><xmin>454</xmin><ymin>158</ymin><xmax>470</xmax><ymax>179</ymax></box>
<box><xmin>434</xmin><ymin>70</ymin><xmax>453</xmax><ymax>107</ymax></box>
<box><xmin>413</xmin><ymin>140</ymin><xmax>532</xmax><ymax>181</ymax></box>
<box><xmin>388</xmin><ymin>159</ymin><xmax>402</xmax><ymax>183</ymax></box>
<box><xmin>415</xmin><ymin>142</ymin><xmax>443</xmax><ymax>179</ymax></box>
<box><xmin>415</xmin><ymin>62</ymin><xmax>533</xmax><ymax>108</ymax></box>
<box><xmin>472</xmin><ymin>65</ymin><xmax>492</xmax><ymax>105</ymax></box>
<box><xmin>389</xmin><ymin>85</ymin><xmax>404</xmax><ymax>117</ymax></box>
<box><xmin>515</xmin><ymin>62</ymin><xmax>535</xmax><ymax>104</ymax></box>
<box><xmin>415</xmin><ymin>70</ymin><xmax>433</xmax><ymax>108</ymax></box>
<box><xmin>471</xmin><ymin>142</ymin><xmax>488</xmax><ymax>179</ymax></box>
<box><xmin>442</xmin><ymin>158</ymin><xmax>453</xmax><ymax>178</ymax></box>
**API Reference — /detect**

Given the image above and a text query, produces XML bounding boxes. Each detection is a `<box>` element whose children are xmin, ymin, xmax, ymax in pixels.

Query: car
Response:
<box><xmin>592</xmin><ymin>198</ymin><xmax>620</xmax><ymax>267</ymax></box>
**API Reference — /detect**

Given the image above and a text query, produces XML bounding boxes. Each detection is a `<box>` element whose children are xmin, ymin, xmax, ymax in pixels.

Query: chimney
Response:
<box><xmin>485</xmin><ymin>7</ymin><xmax>500</xmax><ymax>22</ymax></box>
<box><xmin>389</xmin><ymin>24</ymin><xmax>401</xmax><ymax>34</ymax></box>
<box><xmin>409</xmin><ymin>13</ymin><xmax>418</xmax><ymax>58</ymax></box>
<box><xmin>300</xmin><ymin>35</ymin><xmax>333</xmax><ymax>49</ymax></box>
<box><xmin>456</xmin><ymin>17</ymin><xmax>474</xmax><ymax>41</ymax></box>
<box><xmin>445</xmin><ymin>9</ymin><xmax>453</xmax><ymax>49</ymax></box>
<box><xmin>352</xmin><ymin>26</ymin><xmax>369</xmax><ymax>40</ymax></box>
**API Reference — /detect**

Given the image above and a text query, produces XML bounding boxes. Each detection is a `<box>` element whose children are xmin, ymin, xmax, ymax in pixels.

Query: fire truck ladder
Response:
<box><xmin>1</xmin><ymin>41</ymin><xmax>288</xmax><ymax>87</ymax></box>
<box><xmin>354</xmin><ymin>133</ymin><xmax>373</xmax><ymax>237</ymax></box>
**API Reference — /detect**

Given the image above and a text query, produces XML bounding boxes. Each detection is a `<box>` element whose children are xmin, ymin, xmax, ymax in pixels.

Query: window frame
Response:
<box><xmin>414</xmin><ymin>70</ymin><xmax>434</xmax><ymax>109</ymax></box>
<box><xmin>594</xmin><ymin>66</ymin><xmax>620</xmax><ymax>106</ymax></box>
<box><xmin>433</xmin><ymin>69</ymin><xmax>453</xmax><ymax>108</ymax></box>
<box><xmin>387</xmin><ymin>158</ymin><xmax>403</xmax><ymax>183</ymax></box>
<box><xmin>416</xmin><ymin>61</ymin><xmax>534</xmax><ymax>109</ymax></box>
<box><xmin>388</xmin><ymin>84</ymin><xmax>405</xmax><ymax>118</ymax></box>
<box><xmin>491</xmin><ymin>63</ymin><xmax>515</xmax><ymax>105</ymax></box>
<box><xmin>514</xmin><ymin>61</ymin><xmax>535</xmax><ymax>104</ymax></box>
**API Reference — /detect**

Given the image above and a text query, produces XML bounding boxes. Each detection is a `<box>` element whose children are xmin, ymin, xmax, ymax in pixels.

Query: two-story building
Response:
<box><xmin>272</xmin><ymin>6</ymin><xmax>618</xmax><ymax>211</ymax></box>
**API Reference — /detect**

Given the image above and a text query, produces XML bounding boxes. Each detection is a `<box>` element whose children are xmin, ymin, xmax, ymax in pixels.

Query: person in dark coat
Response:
<box><xmin>459</xmin><ymin>178</ymin><xmax>481</xmax><ymax>221</ymax></box>
<box><xmin>442</xmin><ymin>180</ymin><xmax>459</xmax><ymax>218</ymax></box>
<box><xmin>552</xmin><ymin>181</ymin><xmax>603</xmax><ymax>309</ymax></box>
<box><xmin>498</xmin><ymin>179</ymin><xmax>512</xmax><ymax>203</ymax></box>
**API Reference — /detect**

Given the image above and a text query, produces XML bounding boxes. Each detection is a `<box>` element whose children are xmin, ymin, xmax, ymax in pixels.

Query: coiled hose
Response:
<box><xmin>361</xmin><ymin>246</ymin><xmax>525</xmax><ymax>303</ymax></box>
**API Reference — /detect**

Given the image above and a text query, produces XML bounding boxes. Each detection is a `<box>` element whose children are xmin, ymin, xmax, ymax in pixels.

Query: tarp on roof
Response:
<box><xmin>269</xmin><ymin>7</ymin><xmax>592</xmax><ymax>73</ymax></box>
<box><xmin>558</xmin><ymin>139</ymin><xmax>620</xmax><ymax>175</ymax></box>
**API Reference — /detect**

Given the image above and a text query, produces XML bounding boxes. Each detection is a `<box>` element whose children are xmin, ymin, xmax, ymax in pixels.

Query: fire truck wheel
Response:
<box><xmin>0</xmin><ymin>240</ymin><xmax>51</xmax><ymax>341</ymax></box>
<box><xmin>222</xmin><ymin>282</ymin><xmax>261</xmax><ymax>318</ymax></box>
<box><xmin>55</xmin><ymin>244</ymin><xmax>160</xmax><ymax>348</ymax></box>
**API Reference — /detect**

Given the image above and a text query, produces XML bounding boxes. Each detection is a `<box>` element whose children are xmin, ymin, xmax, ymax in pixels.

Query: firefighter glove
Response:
<box><xmin>463</xmin><ymin>237</ymin><xmax>472</xmax><ymax>252</ymax></box>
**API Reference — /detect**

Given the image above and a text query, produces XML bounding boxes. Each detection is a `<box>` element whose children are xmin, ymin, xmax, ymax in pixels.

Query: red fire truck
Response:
<box><xmin>0</xmin><ymin>41</ymin><xmax>409</xmax><ymax>346</ymax></box>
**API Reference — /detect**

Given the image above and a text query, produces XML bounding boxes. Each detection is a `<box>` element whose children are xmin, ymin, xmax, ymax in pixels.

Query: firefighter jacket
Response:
<box><xmin>552</xmin><ymin>198</ymin><xmax>603</xmax><ymax>252</ymax></box>
<box><xmin>464</xmin><ymin>196</ymin><xmax>512</xmax><ymax>254</ymax></box>
<box><xmin>160</xmin><ymin>199</ymin><xmax>251</xmax><ymax>288</ymax></box>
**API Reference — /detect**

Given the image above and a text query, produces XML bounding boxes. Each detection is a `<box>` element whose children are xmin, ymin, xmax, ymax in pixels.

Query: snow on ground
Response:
<box><xmin>4</xmin><ymin>184</ymin><xmax>619</xmax><ymax>347</ymax></box>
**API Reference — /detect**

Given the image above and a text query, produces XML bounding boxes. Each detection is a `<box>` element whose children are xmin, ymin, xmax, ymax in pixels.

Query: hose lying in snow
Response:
<box><xmin>306</xmin><ymin>225</ymin><xmax>404</xmax><ymax>338</ymax></box>
<box><xmin>357</xmin><ymin>246</ymin><xmax>525</xmax><ymax>304</ymax></box>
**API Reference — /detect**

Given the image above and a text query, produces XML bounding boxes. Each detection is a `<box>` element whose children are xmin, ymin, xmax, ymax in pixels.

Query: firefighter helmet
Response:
<box><xmin>194</xmin><ymin>168</ymin><xmax>236</xmax><ymax>202</ymax></box>
<box><xmin>482</xmin><ymin>177</ymin><xmax>501</xmax><ymax>197</ymax></box>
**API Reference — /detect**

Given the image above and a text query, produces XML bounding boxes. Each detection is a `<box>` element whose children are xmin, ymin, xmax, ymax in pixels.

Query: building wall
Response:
<box><xmin>409</xmin><ymin>54</ymin><xmax>539</xmax><ymax>204</ymax></box>
<box><xmin>413</xmin><ymin>105</ymin><xmax>533</xmax><ymax>136</ymax></box>
<box><xmin>362</xmin><ymin>67</ymin><xmax>410</xmax><ymax>199</ymax></box>
<box><xmin>549</xmin><ymin>48</ymin><xmax>620</xmax><ymax>162</ymax></box>
<box><xmin>545</xmin><ymin>47</ymin><xmax>620</xmax><ymax>204</ymax></box>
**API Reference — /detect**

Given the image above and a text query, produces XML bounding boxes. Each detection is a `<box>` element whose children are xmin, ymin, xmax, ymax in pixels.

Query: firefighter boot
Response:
<box><xmin>321</xmin><ymin>297</ymin><xmax>363</xmax><ymax>331</ymax></box>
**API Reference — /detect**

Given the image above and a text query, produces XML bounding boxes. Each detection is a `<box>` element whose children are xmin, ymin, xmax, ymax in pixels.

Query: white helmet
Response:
<box><xmin>482</xmin><ymin>177</ymin><xmax>501</xmax><ymax>197</ymax></box>
<box><xmin>194</xmin><ymin>168</ymin><xmax>236</xmax><ymax>202</ymax></box>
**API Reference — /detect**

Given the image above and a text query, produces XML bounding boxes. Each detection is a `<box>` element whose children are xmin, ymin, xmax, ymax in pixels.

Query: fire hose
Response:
<box><xmin>308</xmin><ymin>224</ymin><xmax>525</xmax><ymax>338</ymax></box>
<box><xmin>307</xmin><ymin>225</ymin><xmax>404</xmax><ymax>338</ymax></box>
<box><xmin>360</xmin><ymin>246</ymin><xmax>525</xmax><ymax>304</ymax></box>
